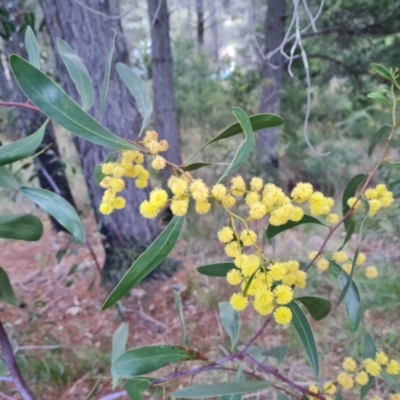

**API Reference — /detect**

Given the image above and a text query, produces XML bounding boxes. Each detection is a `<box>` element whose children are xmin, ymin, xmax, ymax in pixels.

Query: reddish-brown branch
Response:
<box><xmin>0</xmin><ymin>318</ymin><xmax>35</xmax><ymax>400</ymax></box>
<box><xmin>0</xmin><ymin>101</ymin><xmax>40</xmax><ymax>112</ymax></box>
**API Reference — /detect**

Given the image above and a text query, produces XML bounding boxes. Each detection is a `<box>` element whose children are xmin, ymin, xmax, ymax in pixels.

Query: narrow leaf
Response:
<box><xmin>24</xmin><ymin>26</ymin><xmax>40</xmax><ymax>69</ymax></box>
<box><xmin>0</xmin><ymin>267</ymin><xmax>17</xmax><ymax>306</ymax></box>
<box><xmin>0</xmin><ymin>214</ymin><xmax>43</xmax><ymax>241</ymax></box>
<box><xmin>116</xmin><ymin>63</ymin><xmax>153</xmax><ymax>136</ymax></box>
<box><xmin>277</xmin><ymin>393</ymin><xmax>290</xmax><ymax>400</ymax></box>
<box><xmin>111</xmin><ymin>345</ymin><xmax>199</xmax><ymax>377</ymax></box>
<box><xmin>388</xmin><ymin>162</ymin><xmax>400</xmax><ymax>171</ymax></box>
<box><xmin>219</xmin><ymin>301</ymin><xmax>241</xmax><ymax>351</ymax></box>
<box><xmin>368</xmin><ymin>125</ymin><xmax>391</xmax><ymax>156</ymax></box>
<box><xmin>289</xmin><ymin>302</ymin><xmax>319</xmax><ymax>378</ymax></box>
<box><xmin>0</xmin><ymin>120</ymin><xmax>47</xmax><ymax>166</ymax></box>
<box><xmin>97</xmin><ymin>29</ymin><xmax>116</xmax><ymax>120</ymax></box>
<box><xmin>173</xmin><ymin>291</ymin><xmax>186</xmax><ymax>346</ymax></box>
<box><xmin>342</xmin><ymin>173</ymin><xmax>366</xmax><ymax>229</ymax></box>
<box><xmin>220</xmin><ymin>365</ymin><xmax>244</xmax><ymax>400</ymax></box>
<box><xmin>125</xmin><ymin>378</ymin><xmax>152</xmax><ymax>400</ymax></box>
<box><xmin>181</xmin><ymin>162</ymin><xmax>214</xmax><ymax>172</ymax></box>
<box><xmin>187</xmin><ymin>113</ymin><xmax>283</xmax><ymax>161</ymax></box>
<box><xmin>0</xmin><ymin>167</ymin><xmax>20</xmax><ymax>191</ymax></box>
<box><xmin>102</xmin><ymin>216</ymin><xmax>184</xmax><ymax>310</ymax></box>
<box><xmin>197</xmin><ymin>262</ymin><xmax>237</xmax><ymax>277</ymax></box>
<box><xmin>266</xmin><ymin>214</ymin><xmax>325</xmax><ymax>240</ymax></box>
<box><xmin>218</xmin><ymin>107</ymin><xmax>255</xmax><ymax>182</ymax></box>
<box><xmin>84</xmin><ymin>378</ymin><xmax>101</xmax><ymax>400</ymax></box>
<box><xmin>57</xmin><ymin>38</ymin><xmax>94</xmax><ymax>111</ymax></box>
<box><xmin>330</xmin><ymin>260</ymin><xmax>361</xmax><ymax>332</ymax></box>
<box><xmin>372</xmin><ymin>64</ymin><xmax>396</xmax><ymax>83</ymax></box>
<box><xmin>171</xmin><ymin>381</ymin><xmax>275</xmax><ymax>398</ymax></box>
<box><xmin>262</xmin><ymin>345</ymin><xmax>288</xmax><ymax>365</ymax></box>
<box><xmin>367</xmin><ymin>92</ymin><xmax>389</xmax><ymax>106</ymax></box>
<box><xmin>339</xmin><ymin>219</ymin><xmax>355</xmax><ymax>250</ymax></box>
<box><xmin>111</xmin><ymin>322</ymin><xmax>129</xmax><ymax>388</ymax></box>
<box><xmin>10</xmin><ymin>55</ymin><xmax>134</xmax><ymax>150</ymax></box>
<box><xmin>295</xmin><ymin>296</ymin><xmax>331</xmax><ymax>321</ymax></box>
<box><xmin>20</xmin><ymin>187</ymin><xmax>84</xmax><ymax>243</ymax></box>
<box><xmin>360</xmin><ymin>332</ymin><xmax>377</xmax><ymax>399</ymax></box>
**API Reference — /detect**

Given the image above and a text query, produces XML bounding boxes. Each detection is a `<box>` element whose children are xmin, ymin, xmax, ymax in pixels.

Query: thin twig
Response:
<box><xmin>0</xmin><ymin>101</ymin><xmax>40</xmax><ymax>112</ymax></box>
<box><xmin>13</xmin><ymin>345</ymin><xmax>60</xmax><ymax>355</ymax></box>
<box><xmin>0</xmin><ymin>319</ymin><xmax>35</xmax><ymax>400</ymax></box>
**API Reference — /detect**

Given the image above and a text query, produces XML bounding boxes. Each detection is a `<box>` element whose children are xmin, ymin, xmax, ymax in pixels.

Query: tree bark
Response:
<box><xmin>196</xmin><ymin>0</ymin><xmax>204</xmax><ymax>46</ymax></box>
<box><xmin>0</xmin><ymin>0</ymin><xmax>77</xmax><ymax>232</ymax></box>
<box><xmin>38</xmin><ymin>0</ymin><xmax>160</xmax><ymax>283</ymax></box>
<box><xmin>147</xmin><ymin>0</ymin><xmax>182</xmax><ymax>183</ymax></box>
<box><xmin>257</xmin><ymin>0</ymin><xmax>286</xmax><ymax>171</ymax></box>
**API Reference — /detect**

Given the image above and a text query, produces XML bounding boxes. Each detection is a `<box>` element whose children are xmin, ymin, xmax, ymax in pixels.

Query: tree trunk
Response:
<box><xmin>147</xmin><ymin>0</ymin><xmax>182</xmax><ymax>183</ymax></box>
<box><xmin>38</xmin><ymin>0</ymin><xmax>160</xmax><ymax>283</ymax></box>
<box><xmin>257</xmin><ymin>0</ymin><xmax>286</xmax><ymax>171</ymax></box>
<box><xmin>196</xmin><ymin>0</ymin><xmax>204</xmax><ymax>46</ymax></box>
<box><xmin>0</xmin><ymin>0</ymin><xmax>77</xmax><ymax>232</ymax></box>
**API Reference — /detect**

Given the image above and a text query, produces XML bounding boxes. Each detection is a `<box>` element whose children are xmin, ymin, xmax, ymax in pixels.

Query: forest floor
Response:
<box><xmin>1</xmin><ymin>211</ymin><xmax>400</xmax><ymax>400</ymax></box>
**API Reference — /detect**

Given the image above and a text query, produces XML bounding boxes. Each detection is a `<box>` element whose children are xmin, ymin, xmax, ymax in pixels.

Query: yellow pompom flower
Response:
<box><xmin>337</xmin><ymin>372</ymin><xmax>354</xmax><ymax>389</ymax></box>
<box><xmin>226</xmin><ymin>269</ymin><xmax>243</xmax><ymax>285</ymax></box>
<box><xmin>101</xmin><ymin>162</ymin><xmax>116</xmax><ymax>175</ymax></box>
<box><xmin>112</xmin><ymin>165</ymin><xmax>125</xmax><ymax>178</ymax></box>
<box><xmin>195</xmin><ymin>201</ymin><xmax>211</xmax><ymax>214</ymax></box>
<box><xmin>282</xmin><ymin>273</ymin><xmax>296</xmax><ymax>286</ymax></box>
<box><xmin>365</xmin><ymin>188</ymin><xmax>378</xmax><ymax>199</ymax></box>
<box><xmin>363</xmin><ymin>358</ymin><xmax>381</xmax><ymax>376</ymax></box>
<box><xmin>294</xmin><ymin>270</ymin><xmax>307</xmax><ymax>288</ymax></box>
<box><xmin>168</xmin><ymin>176</ymin><xmax>188</xmax><ymax>197</ymax></box>
<box><xmin>308</xmin><ymin>384</ymin><xmax>319</xmax><ymax>400</ymax></box>
<box><xmin>102</xmin><ymin>188</ymin><xmax>116</xmax><ymax>203</ymax></box>
<box><xmin>268</xmin><ymin>263</ymin><xmax>287</xmax><ymax>281</ymax></box>
<box><xmin>365</xmin><ymin>266</ymin><xmax>378</xmax><ymax>279</ymax></box>
<box><xmin>245</xmin><ymin>191</ymin><xmax>261</xmax><ymax>206</ymax></box>
<box><xmin>291</xmin><ymin>182</ymin><xmax>313</xmax><ymax>203</ymax></box>
<box><xmin>249</xmin><ymin>202</ymin><xmax>267</xmax><ymax>220</ymax></box>
<box><xmin>190</xmin><ymin>179</ymin><xmax>209</xmax><ymax>202</ymax></box>
<box><xmin>274</xmin><ymin>306</ymin><xmax>293</xmax><ymax>325</ymax></box>
<box><xmin>135</xmin><ymin>178</ymin><xmax>148</xmax><ymax>189</ymax></box>
<box><xmin>109</xmin><ymin>178</ymin><xmax>126</xmax><ymax>192</ymax></box>
<box><xmin>253</xmin><ymin>298</ymin><xmax>274</xmax><ymax>316</ymax></box>
<box><xmin>347</xmin><ymin>197</ymin><xmax>361</xmax><ymax>210</ymax></box>
<box><xmin>149</xmin><ymin>189</ymin><xmax>169</xmax><ymax>209</ymax></box>
<box><xmin>159</xmin><ymin>139</ymin><xmax>169</xmax><ymax>152</ymax></box>
<box><xmin>139</xmin><ymin>200</ymin><xmax>160</xmax><ymax>218</ymax></box>
<box><xmin>332</xmin><ymin>251</ymin><xmax>348</xmax><ymax>263</ymax></box>
<box><xmin>218</xmin><ymin>227</ymin><xmax>235</xmax><ymax>243</ymax></box>
<box><xmin>269</xmin><ymin>204</ymin><xmax>292</xmax><ymax>226</ymax></box>
<box><xmin>290</xmin><ymin>206</ymin><xmax>304</xmax><ymax>222</ymax></box>
<box><xmin>99</xmin><ymin>203</ymin><xmax>114</xmax><ymax>215</ymax></box>
<box><xmin>231</xmin><ymin>176</ymin><xmax>246</xmax><ymax>196</ymax></box>
<box><xmin>240</xmin><ymin>230</ymin><xmax>257</xmax><ymax>246</ymax></box>
<box><xmin>316</xmin><ymin>258</ymin><xmax>329</xmax><ymax>272</ymax></box>
<box><xmin>375</xmin><ymin>351</ymin><xmax>389</xmax><ymax>365</ymax></box>
<box><xmin>342</xmin><ymin>357</ymin><xmax>357</xmax><ymax>372</ymax></box>
<box><xmin>380</xmin><ymin>192</ymin><xmax>394</xmax><ymax>207</ymax></box>
<box><xmin>308</xmin><ymin>251</ymin><xmax>318</xmax><ymax>261</ymax></box>
<box><xmin>230</xmin><ymin>293</ymin><xmax>248</xmax><ymax>311</ymax></box>
<box><xmin>323</xmin><ymin>381</ymin><xmax>337</xmax><ymax>395</ymax></box>
<box><xmin>369</xmin><ymin>199</ymin><xmax>381</xmax><ymax>216</ymax></box>
<box><xmin>211</xmin><ymin>184</ymin><xmax>227</xmax><ymax>201</ymax></box>
<box><xmin>144</xmin><ymin>130</ymin><xmax>158</xmax><ymax>141</ymax></box>
<box><xmin>146</xmin><ymin>140</ymin><xmax>162</xmax><ymax>154</ymax></box>
<box><xmin>225</xmin><ymin>242</ymin><xmax>242</xmax><ymax>258</ymax></box>
<box><xmin>309</xmin><ymin>192</ymin><xmax>334</xmax><ymax>216</ymax></box>
<box><xmin>389</xmin><ymin>394</ymin><xmax>400</xmax><ymax>400</ymax></box>
<box><xmin>387</xmin><ymin>360</ymin><xmax>400</xmax><ymax>375</ymax></box>
<box><xmin>342</xmin><ymin>263</ymin><xmax>352</xmax><ymax>275</ymax></box>
<box><xmin>221</xmin><ymin>195</ymin><xmax>236</xmax><ymax>209</ymax></box>
<box><xmin>356</xmin><ymin>252</ymin><xmax>366</xmax><ymax>266</ymax></box>
<box><xmin>99</xmin><ymin>177</ymin><xmax>112</xmax><ymax>189</ymax></box>
<box><xmin>326</xmin><ymin>213</ymin><xmax>340</xmax><ymax>225</ymax></box>
<box><xmin>113</xmin><ymin>197</ymin><xmax>126</xmax><ymax>210</ymax></box>
<box><xmin>250</xmin><ymin>177</ymin><xmax>263</xmax><ymax>191</ymax></box>
<box><xmin>241</xmin><ymin>255</ymin><xmax>260</xmax><ymax>277</ymax></box>
<box><xmin>273</xmin><ymin>285</ymin><xmax>293</xmax><ymax>305</ymax></box>
<box><xmin>286</xmin><ymin>260</ymin><xmax>300</xmax><ymax>273</ymax></box>
<box><xmin>170</xmin><ymin>199</ymin><xmax>189</xmax><ymax>216</ymax></box>
<box><xmin>151</xmin><ymin>155</ymin><xmax>166</xmax><ymax>170</ymax></box>
<box><xmin>376</xmin><ymin>183</ymin><xmax>387</xmax><ymax>195</ymax></box>
<box><xmin>355</xmin><ymin>371</ymin><xmax>369</xmax><ymax>386</ymax></box>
